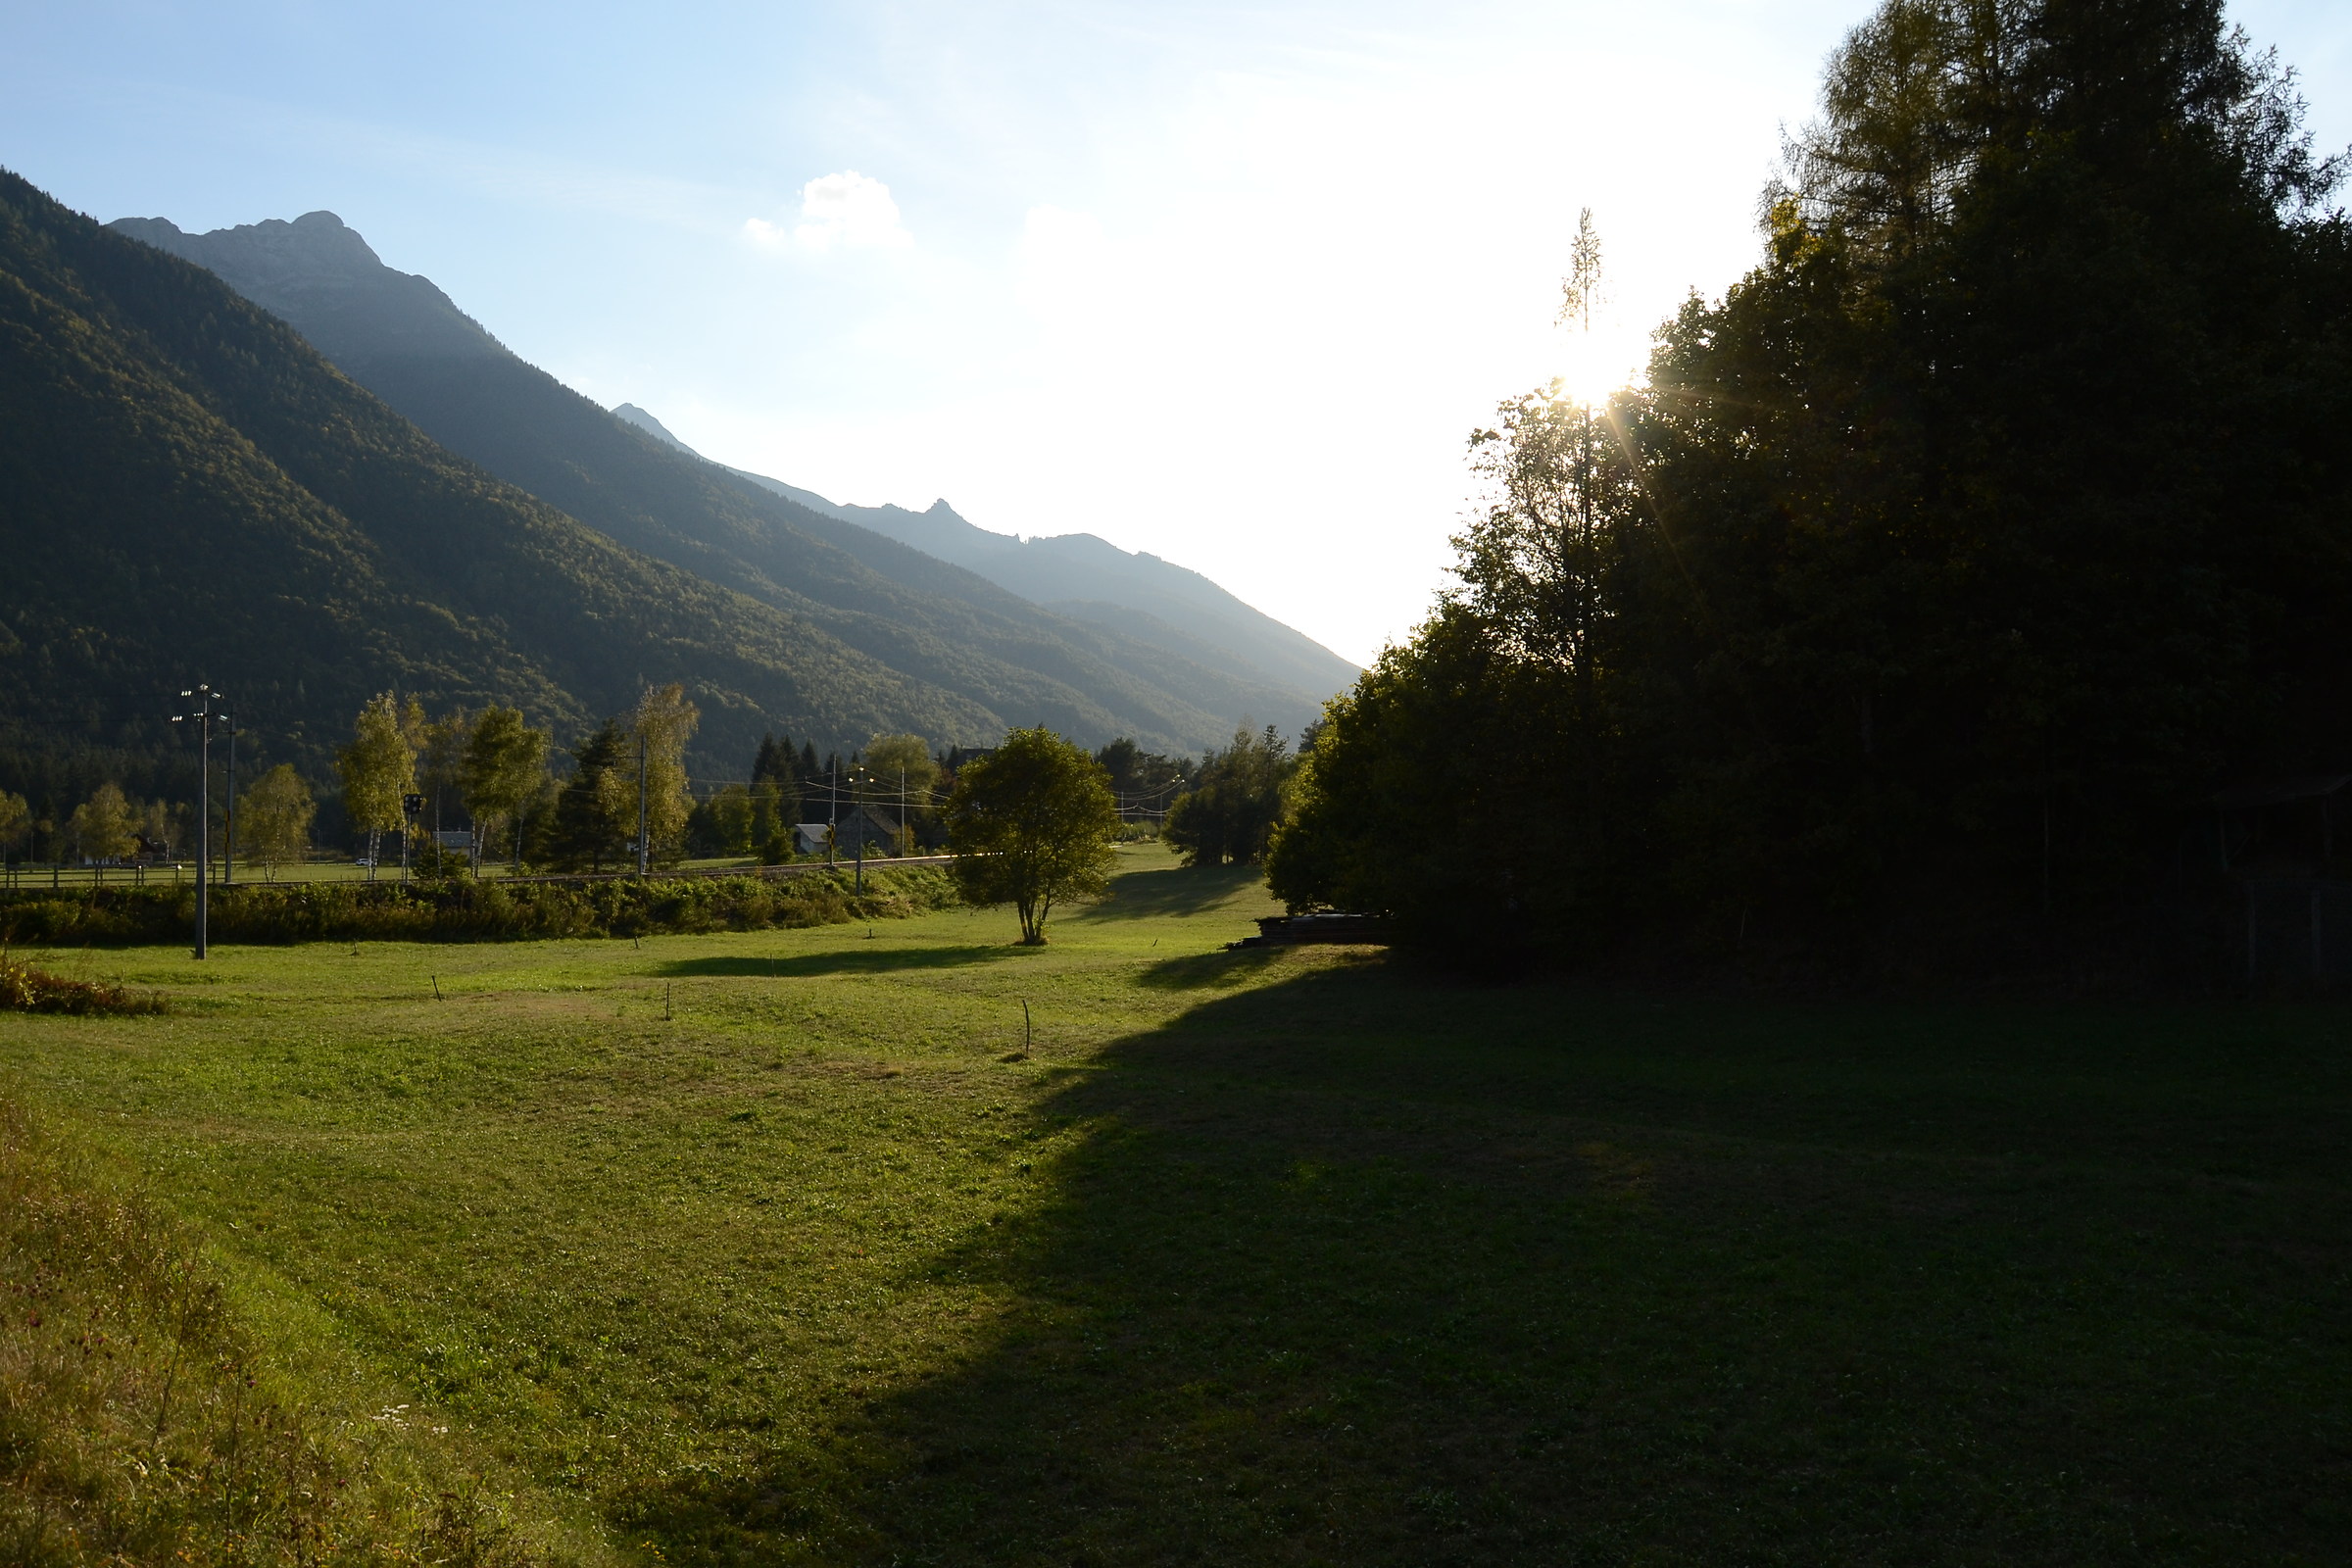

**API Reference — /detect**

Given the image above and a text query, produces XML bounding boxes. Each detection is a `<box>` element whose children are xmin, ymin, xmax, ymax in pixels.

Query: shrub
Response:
<box><xmin>0</xmin><ymin>952</ymin><xmax>166</xmax><ymax>1015</ymax></box>
<box><xmin>0</xmin><ymin>866</ymin><xmax>957</xmax><ymax>948</ymax></box>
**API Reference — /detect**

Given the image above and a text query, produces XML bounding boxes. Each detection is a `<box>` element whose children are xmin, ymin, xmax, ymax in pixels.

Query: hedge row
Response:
<box><xmin>0</xmin><ymin>866</ymin><xmax>959</xmax><ymax>947</ymax></box>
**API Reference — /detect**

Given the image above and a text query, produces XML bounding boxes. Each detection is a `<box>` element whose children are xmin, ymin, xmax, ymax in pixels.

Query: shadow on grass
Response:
<box><xmin>614</xmin><ymin>966</ymin><xmax>2352</xmax><ymax>1565</ymax></box>
<box><xmin>659</xmin><ymin>946</ymin><xmax>1027</xmax><ymax>979</ymax></box>
<box><xmin>1076</xmin><ymin>861</ymin><xmax>1267</xmax><ymax>920</ymax></box>
<box><xmin>1130</xmin><ymin>946</ymin><xmax>1287</xmax><ymax>989</ymax></box>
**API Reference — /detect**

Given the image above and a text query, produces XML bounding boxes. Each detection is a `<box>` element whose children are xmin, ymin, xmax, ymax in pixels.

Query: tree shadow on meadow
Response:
<box><xmin>1129</xmin><ymin>947</ymin><xmax>1286</xmax><ymax>989</ymax></box>
<box><xmin>612</xmin><ymin>965</ymin><xmax>2352</xmax><ymax>1566</ymax></box>
<box><xmin>1073</xmin><ymin>861</ymin><xmax>1268</xmax><ymax>920</ymax></box>
<box><xmin>658</xmin><ymin>946</ymin><xmax>1030</xmax><ymax>979</ymax></box>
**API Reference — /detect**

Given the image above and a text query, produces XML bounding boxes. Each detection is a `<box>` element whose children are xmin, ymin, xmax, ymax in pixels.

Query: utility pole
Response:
<box><xmin>221</xmin><ymin>713</ymin><xmax>237</xmax><ymax>886</ymax></box>
<box><xmin>828</xmin><ymin>758</ymin><xmax>838</xmax><ymax>865</ymax></box>
<box><xmin>172</xmin><ymin>685</ymin><xmax>226</xmax><ymax>960</ymax></box>
<box><xmin>636</xmin><ymin>732</ymin><xmax>650</xmax><ymax>876</ymax></box>
<box><xmin>852</xmin><ymin>766</ymin><xmax>865</xmax><ymax>891</ymax></box>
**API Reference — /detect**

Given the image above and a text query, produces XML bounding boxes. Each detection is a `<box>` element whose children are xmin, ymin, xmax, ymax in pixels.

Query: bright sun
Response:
<box><xmin>1556</xmin><ymin>324</ymin><xmax>1645</xmax><ymax>408</ymax></box>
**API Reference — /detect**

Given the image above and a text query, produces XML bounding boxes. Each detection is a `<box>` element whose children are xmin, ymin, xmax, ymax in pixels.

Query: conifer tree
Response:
<box><xmin>550</xmin><ymin>721</ymin><xmax>631</xmax><ymax>872</ymax></box>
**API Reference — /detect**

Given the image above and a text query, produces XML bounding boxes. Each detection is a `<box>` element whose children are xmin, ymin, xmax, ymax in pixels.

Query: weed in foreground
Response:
<box><xmin>0</xmin><ymin>1099</ymin><xmax>559</xmax><ymax>1566</ymax></box>
<box><xmin>0</xmin><ymin>951</ymin><xmax>165</xmax><ymax>1015</ymax></box>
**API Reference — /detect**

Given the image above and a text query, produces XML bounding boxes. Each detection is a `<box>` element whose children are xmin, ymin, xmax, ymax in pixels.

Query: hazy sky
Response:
<box><xmin>6</xmin><ymin>1</ymin><xmax>2345</xmax><ymax>664</ymax></box>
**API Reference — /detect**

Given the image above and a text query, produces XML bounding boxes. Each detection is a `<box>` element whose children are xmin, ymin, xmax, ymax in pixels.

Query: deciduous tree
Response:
<box><xmin>943</xmin><ymin>727</ymin><xmax>1118</xmax><ymax>944</ymax></box>
<box><xmin>338</xmin><ymin>694</ymin><xmax>416</xmax><ymax>881</ymax></box>
<box><xmin>864</xmin><ymin>733</ymin><xmax>938</xmax><ymax>853</ymax></box>
<box><xmin>69</xmin><ymin>783</ymin><xmax>134</xmax><ymax>863</ymax></box>
<box><xmin>0</xmin><ymin>791</ymin><xmax>27</xmax><ymax>864</ymax></box>
<box><xmin>629</xmin><ymin>684</ymin><xmax>700</xmax><ymax>866</ymax></box>
<box><xmin>462</xmin><ymin>707</ymin><xmax>550</xmax><ymax>873</ymax></box>
<box><xmin>1165</xmin><ymin>723</ymin><xmax>1296</xmax><ymax>867</ymax></box>
<box><xmin>237</xmin><ymin>764</ymin><xmax>316</xmax><ymax>881</ymax></box>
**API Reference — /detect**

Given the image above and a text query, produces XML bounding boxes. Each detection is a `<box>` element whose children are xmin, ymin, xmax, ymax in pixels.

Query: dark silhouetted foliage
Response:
<box><xmin>1274</xmin><ymin>0</ymin><xmax>2352</xmax><ymax>977</ymax></box>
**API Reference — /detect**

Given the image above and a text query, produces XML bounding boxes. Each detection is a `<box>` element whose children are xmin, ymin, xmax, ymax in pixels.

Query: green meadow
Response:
<box><xmin>4</xmin><ymin>844</ymin><xmax>2348</xmax><ymax>1565</ymax></box>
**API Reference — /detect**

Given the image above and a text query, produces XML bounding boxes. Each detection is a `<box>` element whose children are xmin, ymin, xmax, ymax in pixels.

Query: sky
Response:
<box><xmin>5</xmin><ymin>1</ymin><xmax>2346</xmax><ymax>667</ymax></box>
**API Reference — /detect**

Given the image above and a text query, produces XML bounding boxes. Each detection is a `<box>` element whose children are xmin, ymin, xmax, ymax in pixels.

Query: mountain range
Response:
<box><xmin>100</xmin><ymin>207</ymin><xmax>1353</xmax><ymax>763</ymax></box>
<box><xmin>0</xmin><ymin>170</ymin><xmax>993</xmax><ymax>785</ymax></box>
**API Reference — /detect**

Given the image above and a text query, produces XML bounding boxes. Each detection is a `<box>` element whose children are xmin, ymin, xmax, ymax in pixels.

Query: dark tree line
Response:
<box><xmin>1274</xmin><ymin>0</ymin><xmax>2352</xmax><ymax>970</ymax></box>
<box><xmin>1165</xmin><ymin>724</ymin><xmax>1295</xmax><ymax>867</ymax></box>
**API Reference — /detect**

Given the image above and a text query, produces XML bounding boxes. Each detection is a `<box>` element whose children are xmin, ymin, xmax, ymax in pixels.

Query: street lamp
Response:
<box><xmin>848</xmin><ymin>764</ymin><xmax>871</xmax><ymax>892</ymax></box>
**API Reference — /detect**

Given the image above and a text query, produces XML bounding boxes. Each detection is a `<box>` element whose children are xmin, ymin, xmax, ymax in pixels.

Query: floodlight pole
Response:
<box><xmin>173</xmin><ymin>685</ymin><xmax>224</xmax><ymax>960</ymax></box>
<box><xmin>637</xmin><ymin>733</ymin><xmax>650</xmax><ymax>876</ymax></box>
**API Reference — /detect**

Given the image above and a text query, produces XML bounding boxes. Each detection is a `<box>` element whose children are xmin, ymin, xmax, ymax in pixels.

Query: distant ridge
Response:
<box><xmin>110</xmin><ymin>211</ymin><xmax>510</xmax><ymax>363</ymax></box>
<box><xmin>612</xmin><ymin>404</ymin><xmax>857</xmax><ymax>522</ymax></box>
<box><xmin>611</xmin><ymin>406</ymin><xmax>1361</xmax><ymax>705</ymax></box>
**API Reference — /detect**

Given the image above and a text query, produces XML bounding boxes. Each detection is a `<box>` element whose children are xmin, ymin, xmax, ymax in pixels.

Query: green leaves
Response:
<box><xmin>944</xmin><ymin>728</ymin><xmax>1119</xmax><ymax>944</ymax></box>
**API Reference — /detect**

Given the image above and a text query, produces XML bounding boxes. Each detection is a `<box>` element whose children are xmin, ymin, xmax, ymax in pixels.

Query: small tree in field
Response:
<box><xmin>338</xmin><ymin>693</ymin><xmax>416</xmax><ymax>880</ymax></box>
<box><xmin>943</xmin><ymin>727</ymin><xmax>1118</xmax><ymax>945</ymax></box>
<box><xmin>70</xmin><ymin>784</ymin><xmax>135</xmax><ymax>863</ymax></box>
<box><xmin>238</xmin><ymin>764</ymin><xmax>316</xmax><ymax>881</ymax></box>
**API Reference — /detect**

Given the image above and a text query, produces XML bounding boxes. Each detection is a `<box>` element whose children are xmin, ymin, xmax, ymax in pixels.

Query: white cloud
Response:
<box><xmin>744</xmin><ymin>170</ymin><xmax>912</xmax><ymax>254</ymax></box>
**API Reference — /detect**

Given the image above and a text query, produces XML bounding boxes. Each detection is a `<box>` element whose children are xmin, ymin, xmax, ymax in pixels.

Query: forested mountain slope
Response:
<box><xmin>0</xmin><ymin>171</ymin><xmax>995</xmax><ymax>778</ymax></box>
<box><xmin>116</xmin><ymin>212</ymin><xmax>1338</xmax><ymax>747</ymax></box>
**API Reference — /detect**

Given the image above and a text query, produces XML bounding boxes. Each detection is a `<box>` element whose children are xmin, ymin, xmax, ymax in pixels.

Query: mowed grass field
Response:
<box><xmin>5</xmin><ymin>843</ymin><xmax>2349</xmax><ymax>1565</ymax></box>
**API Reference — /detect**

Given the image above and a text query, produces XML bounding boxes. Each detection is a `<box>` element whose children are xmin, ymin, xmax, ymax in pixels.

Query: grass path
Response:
<box><xmin>5</xmin><ymin>843</ymin><xmax>2349</xmax><ymax>1564</ymax></box>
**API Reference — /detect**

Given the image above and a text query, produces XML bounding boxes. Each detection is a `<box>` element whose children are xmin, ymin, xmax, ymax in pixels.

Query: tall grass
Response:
<box><xmin>0</xmin><ymin>865</ymin><xmax>957</xmax><ymax>948</ymax></box>
<box><xmin>0</xmin><ymin>1099</ymin><xmax>564</xmax><ymax>1565</ymax></box>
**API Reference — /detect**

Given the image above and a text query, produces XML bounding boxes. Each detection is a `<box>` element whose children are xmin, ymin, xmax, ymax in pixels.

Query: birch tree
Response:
<box><xmin>338</xmin><ymin>693</ymin><xmax>416</xmax><ymax>880</ymax></box>
<box><xmin>629</xmin><ymin>683</ymin><xmax>700</xmax><ymax>866</ymax></box>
